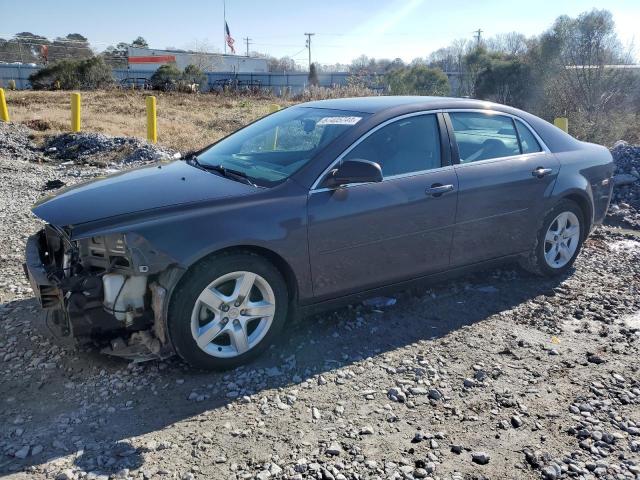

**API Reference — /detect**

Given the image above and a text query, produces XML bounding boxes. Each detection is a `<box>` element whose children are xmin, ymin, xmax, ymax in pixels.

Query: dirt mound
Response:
<box><xmin>44</xmin><ymin>132</ymin><xmax>179</xmax><ymax>166</ymax></box>
<box><xmin>608</xmin><ymin>141</ymin><xmax>640</xmax><ymax>228</ymax></box>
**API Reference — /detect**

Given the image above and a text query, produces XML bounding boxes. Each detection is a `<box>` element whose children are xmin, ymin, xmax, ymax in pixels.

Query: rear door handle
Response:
<box><xmin>532</xmin><ymin>167</ymin><xmax>553</xmax><ymax>178</ymax></box>
<box><xmin>425</xmin><ymin>183</ymin><xmax>454</xmax><ymax>197</ymax></box>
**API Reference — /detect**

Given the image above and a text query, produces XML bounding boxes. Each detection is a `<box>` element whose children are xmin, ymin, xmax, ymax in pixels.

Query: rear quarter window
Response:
<box><xmin>515</xmin><ymin>120</ymin><xmax>542</xmax><ymax>154</ymax></box>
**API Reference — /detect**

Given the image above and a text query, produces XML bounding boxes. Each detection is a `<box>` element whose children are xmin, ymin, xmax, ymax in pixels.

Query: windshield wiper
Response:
<box><xmin>189</xmin><ymin>157</ymin><xmax>257</xmax><ymax>187</ymax></box>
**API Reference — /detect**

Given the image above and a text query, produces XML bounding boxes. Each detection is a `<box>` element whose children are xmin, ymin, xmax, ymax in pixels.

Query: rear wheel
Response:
<box><xmin>168</xmin><ymin>252</ymin><xmax>288</xmax><ymax>370</ymax></box>
<box><xmin>520</xmin><ymin>200</ymin><xmax>585</xmax><ymax>276</ymax></box>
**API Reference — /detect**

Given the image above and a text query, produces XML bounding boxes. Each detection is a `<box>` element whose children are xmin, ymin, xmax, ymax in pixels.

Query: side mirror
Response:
<box><xmin>322</xmin><ymin>159</ymin><xmax>383</xmax><ymax>188</ymax></box>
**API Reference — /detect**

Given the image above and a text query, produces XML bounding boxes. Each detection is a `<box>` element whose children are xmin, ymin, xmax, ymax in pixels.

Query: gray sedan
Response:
<box><xmin>25</xmin><ymin>96</ymin><xmax>614</xmax><ymax>369</ymax></box>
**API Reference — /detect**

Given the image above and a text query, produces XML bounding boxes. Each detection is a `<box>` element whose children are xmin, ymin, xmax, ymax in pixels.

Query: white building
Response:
<box><xmin>127</xmin><ymin>47</ymin><xmax>268</xmax><ymax>73</ymax></box>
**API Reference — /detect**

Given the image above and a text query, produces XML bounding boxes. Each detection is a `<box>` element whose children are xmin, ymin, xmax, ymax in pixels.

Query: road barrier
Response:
<box><xmin>554</xmin><ymin>117</ymin><xmax>568</xmax><ymax>133</ymax></box>
<box><xmin>0</xmin><ymin>88</ymin><xmax>9</xmax><ymax>122</ymax></box>
<box><xmin>71</xmin><ymin>92</ymin><xmax>81</xmax><ymax>132</ymax></box>
<box><xmin>146</xmin><ymin>96</ymin><xmax>157</xmax><ymax>143</ymax></box>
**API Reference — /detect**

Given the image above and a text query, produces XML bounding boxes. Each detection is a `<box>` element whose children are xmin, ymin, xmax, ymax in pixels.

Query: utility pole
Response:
<box><xmin>473</xmin><ymin>28</ymin><xmax>483</xmax><ymax>48</ymax></box>
<box><xmin>243</xmin><ymin>37</ymin><xmax>252</xmax><ymax>57</ymax></box>
<box><xmin>304</xmin><ymin>32</ymin><xmax>315</xmax><ymax>70</ymax></box>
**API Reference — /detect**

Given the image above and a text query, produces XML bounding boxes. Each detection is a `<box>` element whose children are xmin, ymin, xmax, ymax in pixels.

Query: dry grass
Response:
<box><xmin>4</xmin><ymin>90</ymin><xmax>293</xmax><ymax>152</ymax></box>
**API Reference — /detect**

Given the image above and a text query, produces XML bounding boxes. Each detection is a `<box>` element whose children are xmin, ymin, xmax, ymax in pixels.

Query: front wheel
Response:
<box><xmin>168</xmin><ymin>252</ymin><xmax>288</xmax><ymax>370</ymax></box>
<box><xmin>520</xmin><ymin>199</ymin><xmax>585</xmax><ymax>277</ymax></box>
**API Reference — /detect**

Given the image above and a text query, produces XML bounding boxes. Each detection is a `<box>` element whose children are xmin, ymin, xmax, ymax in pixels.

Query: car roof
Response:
<box><xmin>299</xmin><ymin>96</ymin><xmax>505</xmax><ymax>114</ymax></box>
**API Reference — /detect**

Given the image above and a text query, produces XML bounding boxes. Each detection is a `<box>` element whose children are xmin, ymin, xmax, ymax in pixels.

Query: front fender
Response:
<box><xmin>69</xmin><ymin>184</ymin><xmax>314</xmax><ymax>302</ymax></box>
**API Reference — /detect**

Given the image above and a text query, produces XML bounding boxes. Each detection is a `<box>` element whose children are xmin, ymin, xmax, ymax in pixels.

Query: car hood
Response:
<box><xmin>32</xmin><ymin>161</ymin><xmax>257</xmax><ymax>226</ymax></box>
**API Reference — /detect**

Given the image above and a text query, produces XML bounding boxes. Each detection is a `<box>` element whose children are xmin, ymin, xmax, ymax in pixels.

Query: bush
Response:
<box><xmin>387</xmin><ymin>66</ymin><xmax>450</xmax><ymax>96</ymax></box>
<box><xmin>150</xmin><ymin>64</ymin><xmax>182</xmax><ymax>91</ymax></box>
<box><xmin>308</xmin><ymin>63</ymin><xmax>319</xmax><ymax>86</ymax></box>
<box><xmin>181</xmin><ymin>64</ymin><xmax>206</xmax><ymax>91</ymax></box>
<box><xmin>29</xmin><ymin>57</ymin><xmax>113</xmax><ymax>90</ymax></box>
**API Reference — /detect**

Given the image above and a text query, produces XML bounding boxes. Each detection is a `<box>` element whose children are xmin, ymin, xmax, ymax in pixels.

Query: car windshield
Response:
<box><xmin>194</xmin><ymin>107</ymin><xmax>368</xmax><ymax>187</ymax></box>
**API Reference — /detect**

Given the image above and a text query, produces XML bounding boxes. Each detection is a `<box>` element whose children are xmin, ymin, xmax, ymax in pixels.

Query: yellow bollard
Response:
<box><xmin>0</xmin><ymin>88</ymin><xmax>9</xmax><ymax>122</ymax></box>
<box><xmin>554</xmin><ymin>117</ymin><xmax>568</xmax><ymax>133</ymax></box>
<box><xmin>146</xmin><ymin>96</ymin><xmax>157</xmax><ymax>143</ymax></box>
<box><xmin>269</xmin><ymin>104</ymin><xmax>280</xmax><ymax>150</ymax></box>
<box><xmin>71</xmin><ymin>92</ymin><xmax>81</xmax><ymax>132</ymax></box>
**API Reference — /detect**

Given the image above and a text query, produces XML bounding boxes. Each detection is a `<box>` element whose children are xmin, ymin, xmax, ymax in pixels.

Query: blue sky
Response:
<box><xmin>2</xmin><ymin>0</ymin><xmax>638</xmax><ymax>65</ymax></box>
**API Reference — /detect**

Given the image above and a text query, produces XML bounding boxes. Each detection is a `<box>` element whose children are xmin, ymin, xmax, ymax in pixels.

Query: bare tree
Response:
<box><xmin>544</xmin><ymin>9</ymin><xmax>635</xmax><ymax>138</ymax></box>
<box><xmin>187</xmin><ymin>40</ymin><xmax>222</xmax><ymax>72</ymax></box>
<box><xmin>485</xmin><ymin>32</ymin><xmax>528</xmax><ymax>56</ymax></box>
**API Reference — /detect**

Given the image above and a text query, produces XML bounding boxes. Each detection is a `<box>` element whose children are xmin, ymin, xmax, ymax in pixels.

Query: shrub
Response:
<box><xmin>387</xmin><ymin>66</ymin><xmax>450</xmax><ymax>96</ymax></box>
<box><xmin>474</xmin><ymin>57</ymin><xmax>531</xmax><ymax>108</ymax></box>
<box><xmin>308</xmin><ymin>63</ymin><xmax>319</xmax><ymax>86</ymax></box>
<box><xmin>29</xmin><ymin>57</ymin><xmax>113</xmax><ymax>90</ymax></box>
<box><xmin>150</xmin><ymin>64</ymin><xmax>182</xmax><ymax>91</ymax></box>
<box><xmin>181</xmin><ymin>64</ymin><xmax>206</xmax><ymax>91</ymax></box>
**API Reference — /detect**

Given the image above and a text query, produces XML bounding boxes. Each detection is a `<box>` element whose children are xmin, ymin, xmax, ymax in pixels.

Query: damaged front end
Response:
<box><xmin>24</xmin><ymin>225</ymin><xmax>180</xmax><ymax>362</ymax></box>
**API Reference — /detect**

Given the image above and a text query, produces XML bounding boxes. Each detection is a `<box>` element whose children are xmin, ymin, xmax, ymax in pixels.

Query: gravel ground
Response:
<box><xmin>1</xmin><ymin>129</ymin><xmax>640</xmax><ymax>480</ymax></box>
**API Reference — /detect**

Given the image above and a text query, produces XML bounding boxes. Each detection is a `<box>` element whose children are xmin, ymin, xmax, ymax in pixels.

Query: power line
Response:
<box><xmin>243</xmin><ymin>37</ymin><xmax>252</xmax><ymax>57</ymax></box>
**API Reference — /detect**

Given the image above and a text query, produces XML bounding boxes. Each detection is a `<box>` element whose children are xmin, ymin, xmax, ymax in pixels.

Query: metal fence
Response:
<box><xmin>0</xmin><ymin>65</ymin><xmax>363</xmax><ymax>95</ymax></box>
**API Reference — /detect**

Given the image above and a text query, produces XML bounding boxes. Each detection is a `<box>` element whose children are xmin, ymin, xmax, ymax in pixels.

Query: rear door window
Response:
<box><xmin>449</xmin><ymin>112</ymin><xmax>520</xmax><ymax>163</ymax></box>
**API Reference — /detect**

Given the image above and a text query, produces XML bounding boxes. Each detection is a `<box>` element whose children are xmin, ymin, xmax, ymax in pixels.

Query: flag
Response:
<box><xmin>225</xmin><ymin>21</ymin><xmax>236</xmax><ymax>54</ymax></box>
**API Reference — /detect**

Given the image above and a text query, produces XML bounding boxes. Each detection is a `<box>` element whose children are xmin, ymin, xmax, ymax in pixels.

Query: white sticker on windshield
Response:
<box><xmin>317</xmin><ymin>116</ymin><xmax>362</xmax><ymax>126</ymax></box>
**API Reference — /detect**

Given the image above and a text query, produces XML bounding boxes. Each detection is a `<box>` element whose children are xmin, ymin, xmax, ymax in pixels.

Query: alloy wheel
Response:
<box><xmin>190</xmin><ymin>271</ymin><xmax>276</xmax><ymax>358</ymax></box>
<box><xmin>543</xmin><ymin>211</ymin><xmax>580</xmax><ymax>269</ymax></box>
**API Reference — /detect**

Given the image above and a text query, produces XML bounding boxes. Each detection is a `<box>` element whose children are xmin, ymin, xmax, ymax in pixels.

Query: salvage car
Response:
<box><xmin>24</xmin><ymin>96</ymin><xmax>614</xmax><ymax>369</ymax></box>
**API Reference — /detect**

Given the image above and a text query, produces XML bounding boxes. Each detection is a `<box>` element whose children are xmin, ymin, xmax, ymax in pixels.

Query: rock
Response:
<box><xmin>413</xmin><ymin>468</ymin><xmax>428</xmax><ymax>478</ymax></box>
<box><xmin>326</xmin><ymin>443</ymin><xmax>341</xmax><ymax>456</ymax></box>
<box><xmin>542</xmin><ymin>464</ymin><xmax>560</xmax><ymax>479</ymax></box>
<box><xmin>409</xmin><ymin>386</ymin><xmax>428</xmax><ymax>395</ymax></box>
<box><xmin>14</xmin><ymin>445</ymin><xmax>30</xmax><ymax>459</ymax></box>
<box><xmin>587</xmin><ymin>353</ymin><xmax>606</xmax><ymax>364</ymax></box>
<box><xmin>511</xmin><ymin>415</ymin><xmax>523</xmax><ymax>428</ymax></box>
<box><xmin>428</xmin><ymin>389</ymin><xmax>442</xmax><ymax>401</ymax></box>
<box><xmin>463</xmin><ymin>378</ymin><xmax>477</xmax><ymax>388</ymax></box>
<box><xmin>471</xmin><ymin>451</ymin><xmax>490</xmax><ymax>465</ymax></box>
<box><xmin>388</xmin><ymin>387</ymin><xmax>407</xmax><ymax>403</ymax></box>
<box><xmin>613</xmin><ymin>173</ymin><xmax>638</xmax><ymax>186</ymax></box>
<box><xmin>55</xmin><ymin>470</ymin><xmax>75</xmax><ymax>480</ymax></box>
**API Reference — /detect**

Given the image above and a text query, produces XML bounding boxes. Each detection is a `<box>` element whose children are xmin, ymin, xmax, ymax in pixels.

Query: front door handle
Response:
<box><xmin>425</xmin><ymin>183</ymin><xmax>454</xmax><ymax>197</ymax></box>
<box><xmin>532</xmin><ymin>167</ymin><xmax>553</xmax><ymax>178</ymax></box>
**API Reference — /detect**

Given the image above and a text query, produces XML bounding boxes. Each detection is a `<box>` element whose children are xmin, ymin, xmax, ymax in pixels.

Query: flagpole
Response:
<box><xmin>223</xmin><ymin>0</ymin><xmax>227</xmax><ymax>54</ymax></box>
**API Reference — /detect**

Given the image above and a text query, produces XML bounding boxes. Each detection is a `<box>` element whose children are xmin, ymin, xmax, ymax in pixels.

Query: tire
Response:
<box><xmin>520</xmin><ymin>199</ymin><xmax>585</xmax><ymax>277</ymax></box>
<box><xmin>168</xmin><ymin>252</ymin><xmax>288</xmax><ymax>370</ymax></box>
